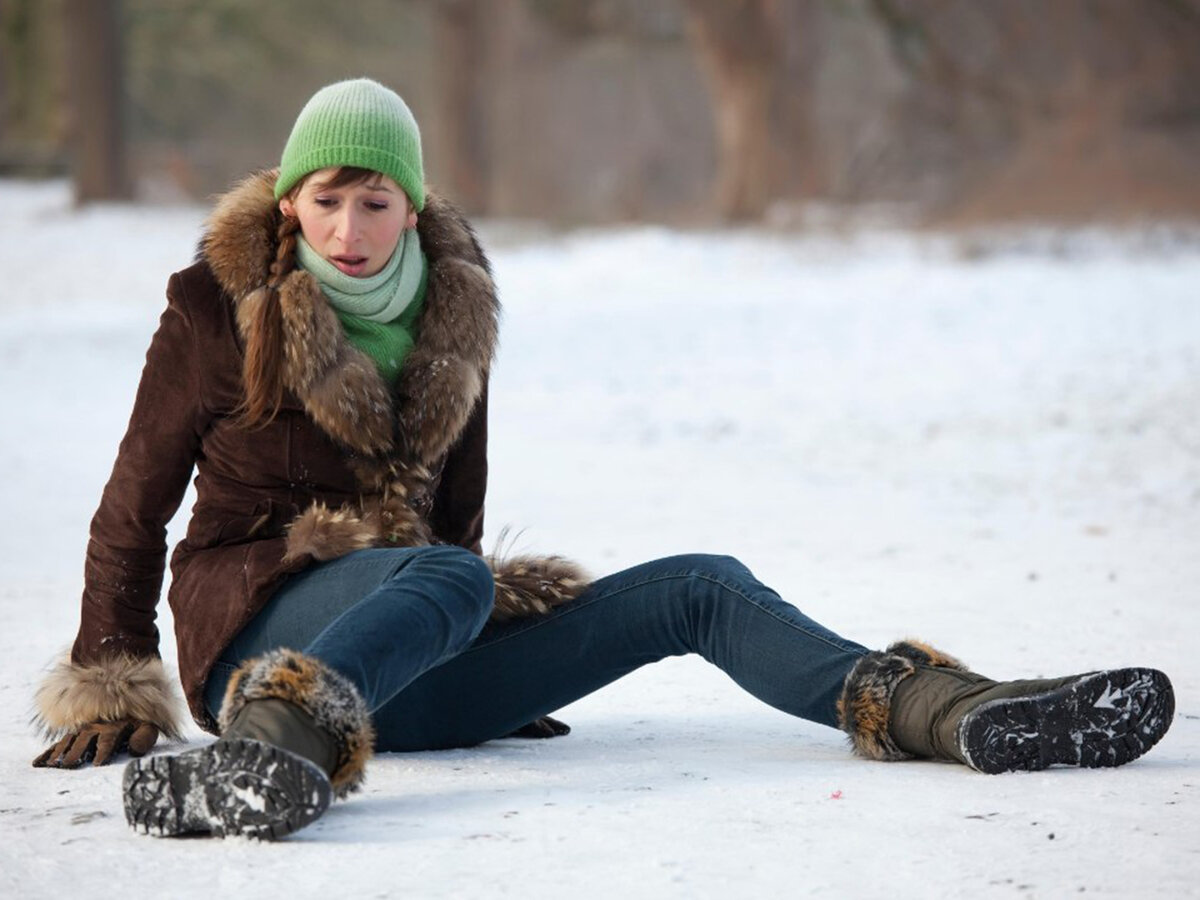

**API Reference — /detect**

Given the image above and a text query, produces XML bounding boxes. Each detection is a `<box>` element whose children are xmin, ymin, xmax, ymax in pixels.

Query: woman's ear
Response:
<box><xmin>406</xmin><ymin>209</ymin><xmax>418</xmax><ymax>230</ymax></box>
<box><xmin>279</xmin><ymin>197</ymin><xmax>296</xmax><ymax>218</ymax></box>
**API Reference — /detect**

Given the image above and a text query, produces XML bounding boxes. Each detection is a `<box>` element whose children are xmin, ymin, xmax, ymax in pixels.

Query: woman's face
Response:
<box><xmin>279</xmin><ymin>168</ymin><xmax>417</xmax><ymax>278</ymax></box>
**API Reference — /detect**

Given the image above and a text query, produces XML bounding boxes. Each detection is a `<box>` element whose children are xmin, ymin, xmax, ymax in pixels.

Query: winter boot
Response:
<box><xmin>838</xmin><ymin>640</ymin><xmax>1174</xmax><ymax>774</ymax></box>
<box><xmin>123</xmin><ymin>649</ymin><xmax>374</xmax><ymax>839</ymax></box>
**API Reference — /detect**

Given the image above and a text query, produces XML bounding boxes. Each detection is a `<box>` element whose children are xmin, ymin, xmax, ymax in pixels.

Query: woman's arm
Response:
<box><xmin>34</xmin><ymin>272</ymin><xmax>211</xmax><ymax>764</ymax></box>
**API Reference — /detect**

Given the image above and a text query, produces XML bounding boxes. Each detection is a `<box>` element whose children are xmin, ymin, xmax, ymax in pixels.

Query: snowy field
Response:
<box><xmin>0</xmin><ymin>179</ymin><xmax>1197</xmax><ymax>898</ymax></box>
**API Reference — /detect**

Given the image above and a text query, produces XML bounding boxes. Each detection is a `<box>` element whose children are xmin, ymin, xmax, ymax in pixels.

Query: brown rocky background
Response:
<box><xmin>3</xmin><ymin>0</ymin><xmax>1198</xmax><ymax>224</ymax></box>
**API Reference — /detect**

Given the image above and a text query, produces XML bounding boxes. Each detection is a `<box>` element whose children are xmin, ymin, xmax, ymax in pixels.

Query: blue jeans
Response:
<box><xmin>203</xmin><ymin>547</ymin><xmax>868</xmax><ymax>751</ymax></box>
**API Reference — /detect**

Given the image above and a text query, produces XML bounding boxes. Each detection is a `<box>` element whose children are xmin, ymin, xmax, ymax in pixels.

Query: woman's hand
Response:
<box><xmin>507</xmin><ymin>715</ymin><xmax>571</xmax><ymax>739</ymax></box>
<box><xmin>32</xmin><ymin>719</ymin><xmax>159</xmax><ymax>769</ymax></box>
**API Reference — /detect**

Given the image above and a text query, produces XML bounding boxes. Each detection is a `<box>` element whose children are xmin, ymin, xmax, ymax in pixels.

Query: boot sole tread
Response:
<box><xmin>122</xmin><ymin>738</ymin><xmax>332</xmax><ymax>840</ymax></box>
<box><xmin>959</xmin><ymin>667</ymin><xmax>1174</xmax><ymax>774</ymax></box>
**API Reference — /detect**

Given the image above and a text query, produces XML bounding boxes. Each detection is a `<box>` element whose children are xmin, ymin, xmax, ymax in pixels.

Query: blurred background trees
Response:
<box><xmin>2</xmin><ymin>0</ymin><xmax>1199</xmax><ymax>223</ymax></box>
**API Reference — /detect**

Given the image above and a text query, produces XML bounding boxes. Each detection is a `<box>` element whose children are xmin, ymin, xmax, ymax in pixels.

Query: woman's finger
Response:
<box><xmin>126</xmin><ymin>722</ymin><xmax>160</xmax><ymax>757</ymax></box>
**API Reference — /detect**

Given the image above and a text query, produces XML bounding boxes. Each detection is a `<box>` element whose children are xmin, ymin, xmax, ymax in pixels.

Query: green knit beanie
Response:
<box><xmin>275</xmin><ymin>78</ymin><xmax>425</xmax><ymax>211</ymax></box>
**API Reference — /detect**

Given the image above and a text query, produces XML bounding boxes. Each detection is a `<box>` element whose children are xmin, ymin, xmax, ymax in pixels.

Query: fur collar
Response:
<box><xmin>199</xmin><ymin>169</ymin><xmax>498</xmax><ymax>465</ymax></box>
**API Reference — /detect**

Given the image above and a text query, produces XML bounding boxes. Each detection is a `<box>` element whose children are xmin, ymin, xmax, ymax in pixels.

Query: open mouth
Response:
<box><xmin>331</xmin><ymin>255</ymin><xmax>369</xmax><ymax>276</ymax></box>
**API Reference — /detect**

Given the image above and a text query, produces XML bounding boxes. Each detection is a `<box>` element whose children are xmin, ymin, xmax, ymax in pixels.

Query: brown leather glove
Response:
<box><xmin>507</xmin><ymin>715</ymin><xmax>571</xmax><ymax>739</ymax></box>
<box><xmin>32</xmin><ymin>719</ymin><xmax>159</xmax><ymax>769</ymax></box>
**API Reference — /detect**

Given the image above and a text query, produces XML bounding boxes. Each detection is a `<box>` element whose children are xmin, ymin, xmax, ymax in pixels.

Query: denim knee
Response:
<box><xmin>401</xmin><ymin>545</ymin><xmax>495</xmax><ymax>624</ymax></box>
<box><xmin>662</xmin><ymin>553</ymin><xmax>754</xmax><ymax>583</ymax></box>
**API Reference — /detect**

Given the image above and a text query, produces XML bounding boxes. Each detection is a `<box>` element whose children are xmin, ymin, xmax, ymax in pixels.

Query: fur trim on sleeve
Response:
<box><xmin>488</xmin><ymin>554</ymin><xmax>591</xmax><ymax>621</ymax></box>
<box><xmin>283</xmin><ymin>503</ymin><xmax>380</xmax><ymax>564</ymax></box>
<box><xmin>33</xmin><ymin>654</ymin><xmax>185</xmax><ymax>740</ymax></box>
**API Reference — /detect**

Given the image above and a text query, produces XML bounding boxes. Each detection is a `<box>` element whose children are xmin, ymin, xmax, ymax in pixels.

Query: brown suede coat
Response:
<box><xmin>55</xmin><ymin>171</ymin><xmax>585</xmax><ymax>735</ymax></box>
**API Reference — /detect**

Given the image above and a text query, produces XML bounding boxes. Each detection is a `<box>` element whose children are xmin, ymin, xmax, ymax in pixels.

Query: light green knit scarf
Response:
<box><xmin>295</xmin><ymin>229</ymin><xmax>427</xmax><ymax>383</ymax></box>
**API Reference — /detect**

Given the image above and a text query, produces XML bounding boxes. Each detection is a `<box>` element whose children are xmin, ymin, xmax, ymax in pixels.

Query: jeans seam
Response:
<box><xmin>690</xmin><ymin>571</ymin><xmax>867</xmax><ymax>656</ymax></box>
<box><xmin>467</xmin><ymin>567</ymin><xmax>865</xmax><ymax>658</ymax></box>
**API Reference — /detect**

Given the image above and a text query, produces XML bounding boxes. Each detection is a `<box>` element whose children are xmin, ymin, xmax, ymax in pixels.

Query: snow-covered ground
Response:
<box><xmin>1</xmin><ymin>179</ymin><xmax>1196</xmax><ymax>898</ymax></box>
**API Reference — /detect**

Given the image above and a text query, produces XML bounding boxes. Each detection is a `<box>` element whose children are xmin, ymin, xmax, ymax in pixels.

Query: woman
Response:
<box><xmin>32</xmin><ymin>79</ymin><xmax>1175</xmax><ymax>840</ymax></box>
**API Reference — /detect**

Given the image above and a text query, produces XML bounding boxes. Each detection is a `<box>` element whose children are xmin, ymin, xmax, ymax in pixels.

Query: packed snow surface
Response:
<box><xmin>1</xmin><ymin>180</ymin><xmax>1196</xmax><ymax>898</ymax></box>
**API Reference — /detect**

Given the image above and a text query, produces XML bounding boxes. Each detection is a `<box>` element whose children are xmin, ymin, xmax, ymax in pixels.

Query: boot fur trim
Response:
<box><xmin>886</xmin><ymin>639</ymin><xmax>968</xmax><ymax>672</ymax></box>
<box><xmin>836</xmin><ymin>639</ymin><xmax>970</xmax><ymax>761</ymax></box>
<box><xmin>836</xmin><ymin>651</ymin><xmax>917</xmax><ymax>762</ymax></box>
<box><xmin>219</xmin><ymin>649</ymin><xmax>374</xmax><ymax>800</ymax></box>
<box><xmin>33</xmin><ymin>654</ymin><xmax>184</xmax><ymax>740</ymax></box>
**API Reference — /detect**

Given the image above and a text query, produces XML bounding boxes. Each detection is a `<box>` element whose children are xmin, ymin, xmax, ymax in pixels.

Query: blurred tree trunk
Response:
<box><xmin>0</xmin><ymin>0</ymin><xmax>8</xmax><ymax>137</ymax></box>
<box><xmin>432</xmin><ymin>0</ymin><xmax>491</xmax><ymax>213</ymax></box>
<box><xmin>682</xmin><ymin>0</ymin><xmax>779</xmax><ymax>221</ymax></box>
<box><xmin>1</xmin><ymin>0</ymin><xmax>70</xmax><ymax>174</ymax></box>
<box><xmin>63</xmin><ymin>0</ymin><xmax>130</xmax><ymax>203</ymax></box>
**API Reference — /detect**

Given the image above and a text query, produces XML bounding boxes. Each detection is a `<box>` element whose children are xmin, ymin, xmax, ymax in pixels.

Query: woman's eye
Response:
<box><xmin>365</xmin><ymin>201</ymin><xmax>389</xmax><ymax>212</ymax></box>
<box><xmin>313</xmin><ymin>197</ymin><xmax>336</xmax><ymax>208</ymax></box>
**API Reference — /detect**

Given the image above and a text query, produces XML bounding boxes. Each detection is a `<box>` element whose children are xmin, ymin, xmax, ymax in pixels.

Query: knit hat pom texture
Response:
<box><xmin>276</xmin><ymin>78</ymin><xmax>425</xmax><ymax>211</ymax></box>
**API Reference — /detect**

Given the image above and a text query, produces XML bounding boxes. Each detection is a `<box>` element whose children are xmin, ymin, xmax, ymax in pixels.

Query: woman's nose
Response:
<box><xmin>334</xmin><ymin>208</ymin><xmax>361</xmax><ymax>242</ymax></box>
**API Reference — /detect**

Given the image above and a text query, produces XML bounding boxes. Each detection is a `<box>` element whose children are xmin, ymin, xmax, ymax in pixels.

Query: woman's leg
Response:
<box><xmin>372</xmin><ymin>553</ymin><xmax>869</xmax><ymax>751</ymax></box>
<box><xmin>129</xmin><ymin>546</ymin><xmax>491</xmax><ymax>841</ymax></box>
<box><xmin>203</xmin><ymin>544</ymin><xmax>494</xmax><ymax>720</ymax></box>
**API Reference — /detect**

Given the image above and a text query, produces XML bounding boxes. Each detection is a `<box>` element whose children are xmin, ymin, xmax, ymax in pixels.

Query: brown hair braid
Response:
<box><xmin>237</xmin><ymin>212</ymin><xmax>299</xmax><ymax>428</ymax></box>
